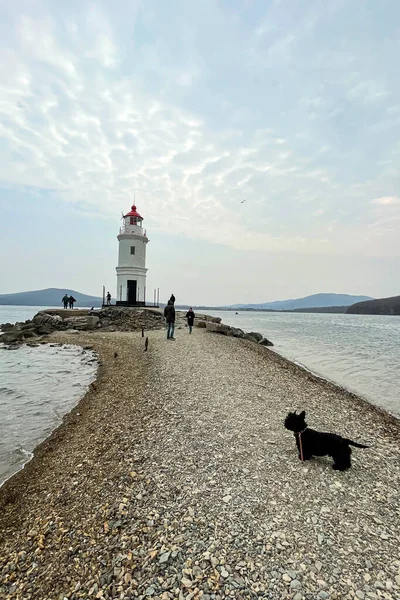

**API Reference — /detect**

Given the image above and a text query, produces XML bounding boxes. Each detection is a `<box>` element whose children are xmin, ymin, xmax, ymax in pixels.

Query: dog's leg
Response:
<box><xmin>332</xmin><ymin>447</ymin><xmax>352</xmax><ymax>471</ymax></box>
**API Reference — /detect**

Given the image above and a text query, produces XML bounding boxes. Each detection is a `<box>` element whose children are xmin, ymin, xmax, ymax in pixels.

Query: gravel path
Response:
<box><xmin>1</xmin><ymin>327</ymin><xmax>399</xmax><ymax>600</ymax></box>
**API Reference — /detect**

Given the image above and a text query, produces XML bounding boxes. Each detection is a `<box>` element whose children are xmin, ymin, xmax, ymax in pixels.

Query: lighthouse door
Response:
<box><xmin>127</xmin><ymin>280</ymin><xmax>137</xmax><ymax>305</ymax></box>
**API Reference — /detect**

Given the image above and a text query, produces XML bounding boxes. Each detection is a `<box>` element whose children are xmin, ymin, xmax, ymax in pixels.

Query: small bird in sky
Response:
<box><xmin>241</xmin><ymin>199</ymin><xmax>247</xmax><ymax>204</ymax></box>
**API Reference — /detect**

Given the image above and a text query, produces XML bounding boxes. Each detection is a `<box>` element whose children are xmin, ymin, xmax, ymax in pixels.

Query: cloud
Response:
<box><xmin>371</xmin><ymin>196</ymin><xmax>400</xmax><ymax>206</ymax></box>
<box><xmin>0</xmin><ymin>0</ymin><xmax>400</xmax><ymax>262</ymax></box>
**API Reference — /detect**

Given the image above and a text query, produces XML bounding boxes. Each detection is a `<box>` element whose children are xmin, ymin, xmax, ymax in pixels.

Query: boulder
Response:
<box><xmin>258</xmin><ymin>337</ymin><xmax>274</xmax><ymax>347</ymax></box>
<box><xmin>33</xmin><ymin>313</ymin><xmax>64</xmax><ymax>330</ymax></box>
<box><xmin>244</xmin><ymin>333</ymin><xmax>259</xmax><ymax>343</ymax></box>
<box><xmin>1</xmin><ymin>323</ymin><xmax>15</xmax><ymax>332</ymax></box>
<box><xmin>206</xmin><ymin>322</ymin><xmax>231</xmax><ymax>335</ymax></box>
<box><xmin>1</xmin><ymin>330</ymin><xmax>25</xmax><ymax>344</ymax></box>
<box><xmin>22</xmin><ymin>330</ymin><xmax>38</xmax><ymax>339</ymax></box>
<box><xmin>64</xmin><ymin>316</ymin><xmax>90</xmax><ymax>330</ymax></box>
<box><xmin>86</xmin><ymin>316</ymin><xmax>100</xmax><ymax>330</ymax></box>
<box><xmin>248</xmin><ymin>331</ymin><xmax>263</xmax><ymax>342</ymax></box>
<box><xmin>21</xmin><ymin>321</ymin><xmax>36</xmax><ymax>330</ymax></box>
<box><xmin>196</xmin><ymin>320</ymin><xmax>207</xmax><ymax>328</ymax></box>
<box><xmin>36</xmin><ymin>325</ymin><xmax>55</xmax><ymax>335</ymax></box>
<box><xmin>229</xmin><ymin>327</ymin><xmax>245</xmax><ymax>339</ymax></box>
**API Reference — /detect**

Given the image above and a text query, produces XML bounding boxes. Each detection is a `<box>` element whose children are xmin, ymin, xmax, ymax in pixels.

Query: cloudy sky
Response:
<box><xmin>0</xmin><ymin>0</ymin><xmax>399</xmax><ymax>305</ymax></box>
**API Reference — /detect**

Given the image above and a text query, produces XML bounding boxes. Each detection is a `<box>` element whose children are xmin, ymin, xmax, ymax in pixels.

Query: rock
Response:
<box><xmin>33</xmin><ymin>313</ymin><xmax>64</xmax><ymax>331</ymax></box>
<box><xmin>243</xmin><ymin>333</ymin><xmax>258</xmax><ymax>342</ymax></box>
<box><xmin>258</xmin><ymin>337</ymin><xmax>274</xmax><ymax>347</ymax></box>
<box><xmin>86</xmin><ymin>316</ymin><xmax>100</xmax><ymax>330</ymax></box>
<box><xmin>159</xmin><ymin>551</ymin><xmax>171</xmax><ymax>564</ymax></box>
<box><xmin>0</xmin><ymin>323</ymin><xmax>14</xmax><ymax>331</ymax></box>
<box><xmin>36</xmin><ymin>325</ymin><xmax>55</xmax><ymax>335</ymax></box>
<box><xmin>248</xmin><ymin>331</ymin><xmax>263</xmax><ymax>342</ymax></box>
<box><xmin>64</xmin><ymin>317</ymin><xmax>92</xmax><ymax>330</ymax></box>
<box><xmin>20</xmin><ymin>322</ymin><xmax>36</xmax><ymax>330</ymax></box>
<box><xmin>196</xmin><ymin>320</ymin><xmax>207</xmax><ymax>328</ymax></box>
<box><xmin>290</xmin><ymin>580</ymin><xmax>302</xmax><ymax>590</ymax></box>
<box><xmin>356</xmin><ymin>591</ymin><xmax>365</xmax><ymax>599</ymax></box>
<box><xmin>293</xmin><ymin>594</ymin><xmax>303</xmax><ymax>600</ymax></box>
<box><xmin>22</xmin><ymin>330</ymin><xmax>38</xmax><ymax>339</ymax></box>
<box><xmin>222</xmin><ymin>494</ymin><xmax>232</xmax><ymax>503</ymax></box>
<box><xmin>1</xmin><ymin>330</ymin><xmax>24</xmax><ymax>344</ymax></box>
<box><xmin>206</xmin><ymin>323</ymin><xmax>231</xmax><ymax>335</ymax></box>
<box><xmin>229</xmin><ymin>327</ymin><xmax>245</xmax><ymax>338</ymax></box>
<box><xmin>220</xmin><ymin>567</ymin><xmax>229</xmax><ymax>578</ymax></box>
<box><xmin>145</xmin><ymin>586</ymin><xmax>155</xmax><ymax>596</ymax></box>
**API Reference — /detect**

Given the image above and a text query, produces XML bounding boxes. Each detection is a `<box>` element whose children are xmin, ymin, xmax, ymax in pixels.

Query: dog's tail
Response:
<box><xmin>346</xmin><ymin>439</ymin><xmax>368</xmax><ymax>449</ymax></box>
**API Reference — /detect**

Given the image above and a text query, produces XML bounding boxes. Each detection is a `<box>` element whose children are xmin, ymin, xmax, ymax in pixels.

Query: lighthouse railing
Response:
<box><xmin>119</xmin><ymin>225</ymin><xmax>147</xmax><ymax>236</ymax></box>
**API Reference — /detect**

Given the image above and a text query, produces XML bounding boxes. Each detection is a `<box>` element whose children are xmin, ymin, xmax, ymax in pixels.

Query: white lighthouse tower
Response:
<box><xmin>116</xmin><ymin>204</ymin><xmax>149</xmax><ymax>306</ymax></box>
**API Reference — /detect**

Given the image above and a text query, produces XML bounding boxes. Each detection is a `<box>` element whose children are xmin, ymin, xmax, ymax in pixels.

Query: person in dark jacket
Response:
<box><xmin>170</xmin><ymin>293</ymin><xmax>176</xmax><ymax>305</ymax></box>
<box><xmin>106</xmin><ymin>291</ymin><xmax>111</xmax><ymax>306</ymax></box>
<box><xmin>164</xmin><ymin>300</ymin><xmax>176</xmax><ymax>340</ymax></box>
<box><xmin>62</xmin><ymin>293</ymin><xmax>69</xmax><ymax>309</ymax></box>
<box><xmin>186</xmin><ymin>308</ymin><xmax>195</xmax><ymax>334</ymax></box>
<box><xmin>69</xmin><ymin>295</ymin><xmax>76</xmax><ymax>309</ymax></box>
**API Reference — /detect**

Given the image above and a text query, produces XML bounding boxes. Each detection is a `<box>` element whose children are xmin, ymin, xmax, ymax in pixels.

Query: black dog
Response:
<box><xmin>284</xmin><ymin>410</ymin><xmax>368</xmax><ymax>471</ymax></box>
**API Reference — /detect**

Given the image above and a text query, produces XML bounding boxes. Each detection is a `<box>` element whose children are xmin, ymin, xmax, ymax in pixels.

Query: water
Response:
<box><xmin>1</xmin><ymin>306</ymin><xmax>399</xmax><ymax>484</ymax></box>
<box><xmin>0</xmin><ymin>305</ymin><xmax>65</xmax><ymax>325</ymax></box>
<box><xmin>0</xmin><ymin>306</ymin><xmax>97</xmax><ymax>485</ymax></box>
<box><xmin>201</xmin><ymin>310</ymin><xmax>400</xmax><ymax>418</ymax></box>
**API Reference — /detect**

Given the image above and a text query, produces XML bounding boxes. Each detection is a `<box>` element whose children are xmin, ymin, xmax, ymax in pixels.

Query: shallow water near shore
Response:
<box><xmin>201</xmin><ymin>310</ymin><xmax>400</xmax><ymax>418</ymax></box>
<box><xmin>0</xmin><ymin>343</ymin><xmax>97</xmax><ymax>485</ymax></box>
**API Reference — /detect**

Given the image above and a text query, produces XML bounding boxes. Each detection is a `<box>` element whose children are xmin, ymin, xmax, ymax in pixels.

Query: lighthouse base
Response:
<box><xmin>115</xmin><ymin>300</ymin><xmax>146</xmax><ymax>307</ymax></box>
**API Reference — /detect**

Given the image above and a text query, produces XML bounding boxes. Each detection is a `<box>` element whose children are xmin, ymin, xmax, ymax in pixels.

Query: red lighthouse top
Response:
<box><xmin>124</xmin><ymin>205</ymin><xmax>143</xmax><ymax>220</ymax></box>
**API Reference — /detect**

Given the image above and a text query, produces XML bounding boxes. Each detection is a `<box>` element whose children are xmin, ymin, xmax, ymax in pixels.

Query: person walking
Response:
<box><xmin>170</xmin><ymin>293</ymin><xmax>176</xmax><ymax>305</ymax></box>
<box><xmin>62</xmin><ymin>293</ymin><xmax>69</xmax><ymax>309</ymax></box>
<box><xmin>186</xmin><ymin>307</ymin><xmax>195</xmax><ymax>334</ymax></box>
<box><xmin>69</xmin><ymin>295</ymin><xmax>76</xmax><ymax>309</ymax></box>
<box><xmin>106</xmin><ymin>291</ymin><xmax>111</xmax><ymax>306</ymax></box>
<box><xmin>164</xmin><ymin>300</ymin><xmax>176</xmax><ymax>340</ymax></box>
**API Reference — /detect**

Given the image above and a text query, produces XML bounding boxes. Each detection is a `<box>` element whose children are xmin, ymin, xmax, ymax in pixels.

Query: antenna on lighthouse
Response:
<box><xmin>120</xmin><ymin>210</ymin><xmax>124</xmax><ymax>220</ymax></box>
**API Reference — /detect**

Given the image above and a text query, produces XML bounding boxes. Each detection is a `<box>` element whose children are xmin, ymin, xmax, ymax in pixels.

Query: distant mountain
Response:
<box><xmin>347</xmin><ymin>295</ymin><xmax>400</xmax><ymax>315</ymax></box>
<box><xmin>231</xmin><ymin>293</ymin><xmax>373</xmax><ymax>311</ymax></box>
<box><xmin>0</xmin><ymin>288</ymin><xmax>107</xmax><ymax>307</ymax></box>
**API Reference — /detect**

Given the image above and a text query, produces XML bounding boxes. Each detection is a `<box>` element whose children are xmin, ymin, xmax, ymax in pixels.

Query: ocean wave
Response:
<box><xmin>0</xmin><ymin>344</ymin><xmax>98</xmax><ymax>487</ymax></box>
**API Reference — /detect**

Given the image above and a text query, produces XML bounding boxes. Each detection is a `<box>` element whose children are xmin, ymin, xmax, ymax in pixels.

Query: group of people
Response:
<box><xmin>163</xmin><ymin>293</ymin><xmax>195</xmax><ymax>340</ymax></box>
<box><xmin>62</xmin><ymin>294</ymin><xmax>77</xmax><ymax>309</ymax></box>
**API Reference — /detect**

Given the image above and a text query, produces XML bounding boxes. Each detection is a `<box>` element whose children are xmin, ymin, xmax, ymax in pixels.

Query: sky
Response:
<box><xmin>0</xmin><ymin>0</ymin><xmax>399</xmax><ymax>305</ymax></box>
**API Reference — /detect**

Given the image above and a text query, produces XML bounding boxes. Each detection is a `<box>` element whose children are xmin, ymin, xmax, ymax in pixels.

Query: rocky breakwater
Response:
<box><xmin>197</xmin><ymin>319</ymin><xmax>274</xmax><ymax>347</ymax></box>
<box><xmin>0</xmin><ymin>307</ymin><xmax>164</xmax><ymax>348</ymax></box>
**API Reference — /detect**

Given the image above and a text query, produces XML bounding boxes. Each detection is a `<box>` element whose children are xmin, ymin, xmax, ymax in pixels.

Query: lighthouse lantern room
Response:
<box><xmin>116</xmin><ymin>204</ymin><xmax>149</xmax><ymax>306</ymax></box>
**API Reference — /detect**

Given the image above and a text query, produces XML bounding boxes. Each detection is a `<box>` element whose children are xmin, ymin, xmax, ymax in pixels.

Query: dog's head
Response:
<box><xmin>284</xmin><ymin>410</ymin><xmax>307</xmax><ymax>433</ymax></box>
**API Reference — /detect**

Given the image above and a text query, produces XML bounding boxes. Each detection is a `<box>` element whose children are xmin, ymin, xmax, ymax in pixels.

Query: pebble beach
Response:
<box><xmin>0</xmin><ymin>325</ymin><xmax>399</xmax><ymax>600</ymax></box>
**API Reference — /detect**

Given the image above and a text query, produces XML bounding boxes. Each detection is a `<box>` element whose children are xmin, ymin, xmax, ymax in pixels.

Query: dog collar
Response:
<box><xmin>295</xmin><ymin>428</ymin><xmax>307</xmax><ymax>435</ymax></box>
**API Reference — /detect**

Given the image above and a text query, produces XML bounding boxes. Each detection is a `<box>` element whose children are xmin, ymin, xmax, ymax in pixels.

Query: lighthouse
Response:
<box><xmin>116</xmin><ymin>204</ymin><xmax>149</xmax><ymax>306</ymax></box>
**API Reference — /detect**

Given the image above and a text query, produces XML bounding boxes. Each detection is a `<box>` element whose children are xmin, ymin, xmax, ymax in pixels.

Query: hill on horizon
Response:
<box><xmin>0</xmin><ymin>288</ymin><xmax>106</xmax><ymax>307</ymax></box>
<box><xmin>347</xmin><ymin>295</ymin><xmax>400</xmax><ymax>315</ymax></box>
<box><xmin>231</xmin><ymin>293</ymin><xmax>373</xmax><ymax>311</ymax></box>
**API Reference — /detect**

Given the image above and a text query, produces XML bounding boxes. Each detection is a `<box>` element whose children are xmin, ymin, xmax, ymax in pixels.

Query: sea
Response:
<box><xmin>0</xmin><ymin>306</ymin><xmax>399</xmax><ymax>486</ymax></box>
<box><xmin>0</xmin><ymin>306</ymin><xmax>97</xmax><ymax>486</ymax></box>
<box><xmin>201</xmin><ymin>309</ymin><xmax>400</xmax><ymax>419</ymax></box>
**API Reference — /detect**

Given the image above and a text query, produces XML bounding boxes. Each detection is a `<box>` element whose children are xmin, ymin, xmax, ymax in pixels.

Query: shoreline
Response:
<box><xmin>1</xmin><ymin>327</ymin><xmax>400</xmax><ymax>598</ymax></box>
<box><xmin>0</xmin><ymin>342</ymin><xmax>99</xmax><ymax>491</ymax></box>
<box><xmin>1</xmin><ymin>329</ymin><xmax>399</xmax><ymax>506</ymax></box>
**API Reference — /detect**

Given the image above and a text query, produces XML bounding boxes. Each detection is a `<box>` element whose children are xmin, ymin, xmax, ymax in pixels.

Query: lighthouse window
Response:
<box><xmin>130</xmin><ymin>246</ymin><xmax>135</xmax><ymax>255</ymax></box>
